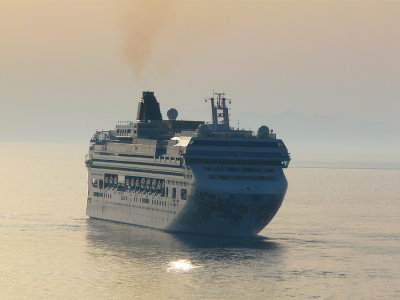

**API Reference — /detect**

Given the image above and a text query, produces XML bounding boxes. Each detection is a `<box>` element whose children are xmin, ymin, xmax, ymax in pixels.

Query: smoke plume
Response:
<box><xmin>117</xmin><ymin>0</ymin><xmax>244</xmax><ymax>79</ymax></box>
<box><xmin>119</xmin><ymin>0</ymin><xmax>176</xmax><ymax>79</ymax></box>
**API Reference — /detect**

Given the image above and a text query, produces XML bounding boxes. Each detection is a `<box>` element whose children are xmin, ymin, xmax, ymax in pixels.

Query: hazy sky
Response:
<box><xmin>0</xmin><ymin>0</ymin><xmax>399</xmax><ymax>160</ymax></box>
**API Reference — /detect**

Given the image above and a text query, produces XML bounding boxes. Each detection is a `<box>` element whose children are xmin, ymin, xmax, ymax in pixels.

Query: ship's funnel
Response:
<box><xmin>137</xmin><ymin>91</ymin><xmax>163</xmax><ymax>121</ymax></box>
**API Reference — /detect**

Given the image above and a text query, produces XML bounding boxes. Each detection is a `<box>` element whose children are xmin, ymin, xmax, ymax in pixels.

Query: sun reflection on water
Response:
<box><xmin>167</xmin><ymin>259</ymin><xmax>199</xmax><ymax>272</ymax></box>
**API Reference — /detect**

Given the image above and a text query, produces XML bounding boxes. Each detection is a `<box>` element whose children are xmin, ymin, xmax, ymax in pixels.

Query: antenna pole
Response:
<box><xmin>210</xmin><ymin>97</ymin><xmax>217</xmax><ymax>127</ymax></box>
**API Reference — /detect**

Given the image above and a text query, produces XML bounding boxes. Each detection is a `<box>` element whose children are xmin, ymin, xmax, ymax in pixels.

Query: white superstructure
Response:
<box><xmin>85</xmin><ymin>92</ymin><xmax>290</xmax><ymax>237</ymax></box>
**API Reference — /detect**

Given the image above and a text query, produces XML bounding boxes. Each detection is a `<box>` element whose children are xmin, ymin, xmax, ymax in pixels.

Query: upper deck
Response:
<box><xmin>88</xmin><ymin>91</ymin><xmax>291</xmax><ymax>168</ymax></box>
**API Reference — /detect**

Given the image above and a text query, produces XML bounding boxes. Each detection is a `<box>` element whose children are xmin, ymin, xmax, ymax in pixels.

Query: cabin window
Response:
<box><xmin>172</xmin><ymin>188</ymin><xmax>176</xmax><ymax>199</ymax></box>
<box><xmin>181</xmin><ymin>189</ymin><xmax>187</xmax><ymax>200</ymax></box>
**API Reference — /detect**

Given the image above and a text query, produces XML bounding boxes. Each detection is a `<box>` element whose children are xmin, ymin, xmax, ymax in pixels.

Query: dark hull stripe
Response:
<box><xmin>95</xmin><ymin>152</ymin><xmax>154</xmax><ymax>159</ymax></box>
<box><xmin>92</xmin><ymin>158</ymin><xmax>182</xmax><ymax>169</ymax></box>
<box><xmin>91</xmin><ymin>165</ymin><xmax>183</xmax><ymax>177</ymax></box>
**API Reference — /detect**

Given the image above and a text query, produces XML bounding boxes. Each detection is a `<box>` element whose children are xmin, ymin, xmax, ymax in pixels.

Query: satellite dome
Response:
<box><xmin>257</xmin><ymin>125</ymin><xmax>270</xmax><ymax>138</ymax></box>
<box><xmin>197</xmin><ymin>124</ymin><xmax>210</xmax><ymax>137</ymax></box>
<box><xmin>167</xmin><ymin>108</ymin><xmax>178</xmax><ymax>120</ymax></box>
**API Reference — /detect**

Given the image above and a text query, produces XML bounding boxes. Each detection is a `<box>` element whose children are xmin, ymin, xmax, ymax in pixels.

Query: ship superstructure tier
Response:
<box><xmin>85</xmin><ymin>91</ymin><xmax>290</xmax><ymax>237</ymax></box>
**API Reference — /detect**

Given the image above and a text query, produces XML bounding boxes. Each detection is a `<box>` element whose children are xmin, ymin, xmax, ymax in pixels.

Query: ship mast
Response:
<box><xmin>206</xmin><ymin>92</ymin><xmax>231</xmax><ymax>130</ymax></box>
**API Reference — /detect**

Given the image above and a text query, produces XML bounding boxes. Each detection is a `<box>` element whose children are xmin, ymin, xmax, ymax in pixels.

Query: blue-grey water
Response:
<box><xmin>1</xmin><ymin>144</ymin><xmax>399</xmax><ymax>299</ymax></box>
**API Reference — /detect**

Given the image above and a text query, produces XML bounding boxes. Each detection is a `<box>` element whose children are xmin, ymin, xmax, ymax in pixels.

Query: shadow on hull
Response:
<box><xmin>167</xmin><ymin>191</ymin><xmax>285</xmax><ymax>237</ymax></box>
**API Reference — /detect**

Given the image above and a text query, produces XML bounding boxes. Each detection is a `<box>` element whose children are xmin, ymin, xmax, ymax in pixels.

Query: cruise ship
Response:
<box><xmin>85</xmin><ymin>91</ymin><xmax>290</xmax><ymax>237</ymax></box>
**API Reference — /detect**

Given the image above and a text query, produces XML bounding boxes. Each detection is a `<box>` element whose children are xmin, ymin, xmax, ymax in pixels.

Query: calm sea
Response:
<box><xmin>0</xmin><ymin>144</ymin><xmax>399</xmax><ymax>299</ymax></box>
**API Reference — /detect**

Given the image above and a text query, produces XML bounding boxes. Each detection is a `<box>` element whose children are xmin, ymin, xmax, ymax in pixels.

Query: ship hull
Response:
<box><xmin>86</xmin><ymin>182</ymin><xmax>287</xmax><ymax>237</ymax></box>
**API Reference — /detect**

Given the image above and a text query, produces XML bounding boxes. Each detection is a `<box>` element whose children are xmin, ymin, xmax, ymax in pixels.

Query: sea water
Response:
<box><xmin>0</xmin><ymin>144</ymin><xmax>399</xmax><ymax>299</ymax></box>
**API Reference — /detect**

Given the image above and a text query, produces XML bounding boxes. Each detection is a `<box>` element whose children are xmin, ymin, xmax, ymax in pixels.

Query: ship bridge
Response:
<box><xmin>184</xmin><ymin>137</ymin><xmax>290</xmax><ymax>168</ymax></box>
